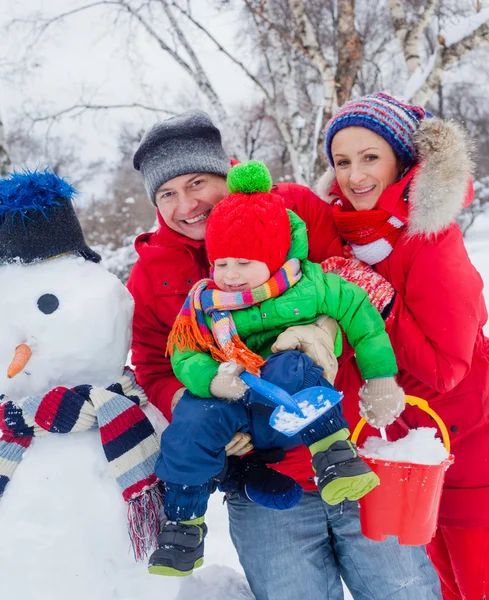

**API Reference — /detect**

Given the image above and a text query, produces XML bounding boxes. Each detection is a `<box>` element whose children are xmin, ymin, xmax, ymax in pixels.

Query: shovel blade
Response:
<box><xmin>270</xmin><ymin>386</ymin><xmax>343</xmax><ymax>437</ymax></box>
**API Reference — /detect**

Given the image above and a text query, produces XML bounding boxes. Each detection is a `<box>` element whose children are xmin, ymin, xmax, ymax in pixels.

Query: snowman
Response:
<box><xmin>0</xmin><ymin>171</ymin><xmax>252</xmax><ymax>600</ymax></box>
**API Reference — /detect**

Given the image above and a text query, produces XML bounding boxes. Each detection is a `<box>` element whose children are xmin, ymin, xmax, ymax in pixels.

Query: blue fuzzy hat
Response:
<box><xmin>324</xmin><ymin>93</ymin><xmax>430</xmax><ymax>167</ymax></box>
<box><xmin>0</xmin><ymin>170</ymin><xmax>100</xmax><ymax>265</ymax></box>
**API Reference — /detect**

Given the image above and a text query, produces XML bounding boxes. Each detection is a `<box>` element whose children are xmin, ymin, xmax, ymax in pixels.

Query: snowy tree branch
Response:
<box><xmin>413</xmin><ymin>20</ymin><xmax>489</xmax><ymax>105</ymax></box>
<box><xmin>157</xmin><ymin>0</ymin><xmax>227</xmax><ymax>120</ymax></box>
<box><xmin>16</xmin><ymin>1</ymin><xmax>122</xmax><ymax>49</ymax></box>
<box><xmin>242</xmin><ymin>0</ymin><xmax>309</xmax><ymax>54</ymax></box>
<box><xmin>171</xmin><ymin>1</ymin><xmax>271</xmax><ymax>100</ymax></box>
<box><xmin>26</xmin><ymin>103</ymin><xmax>177</xmax><ymax>123</ymax></box>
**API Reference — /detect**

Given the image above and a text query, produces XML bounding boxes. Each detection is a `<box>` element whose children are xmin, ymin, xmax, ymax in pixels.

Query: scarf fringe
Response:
<box><xmin>127</xmin><ymin>482</ymin><xmax>165</xmax><ymax>562</ymax></box>
<box><xmin>167</xmin><ymin>321</ymin><xmax>265</xmax><ymax>375</ymax></box>
<box><xmin>214</xmin><ymin>339</ymin><xmax>265</xmax><ymax>375</ymax></box>
<box><xmin>167</xmin><ymin>318</ymin><xmax>207</xmax><ymax>356</ymax></box>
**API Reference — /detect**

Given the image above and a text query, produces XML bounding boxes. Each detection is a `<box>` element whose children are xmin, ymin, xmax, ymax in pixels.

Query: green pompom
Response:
<box><xmin>227</xmin><ymin>160</ymin><xmax>272</xmax><ymax>195</ymax></box>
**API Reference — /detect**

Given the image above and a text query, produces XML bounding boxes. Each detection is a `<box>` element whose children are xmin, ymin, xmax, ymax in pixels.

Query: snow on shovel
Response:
<box><xmin>240</xmin><ymin>371</ymin><xmax>343</xmax><ymax>437</ymax></box>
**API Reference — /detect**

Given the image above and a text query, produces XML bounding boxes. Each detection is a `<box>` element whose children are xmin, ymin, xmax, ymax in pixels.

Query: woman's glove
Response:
<box><xmin>358</xmin><ymin>377</ymin><xmax>405</xmax><ymax>428</ymax></box>
<box><xmin>210</xmin><ymin>361</ymin><xmax>249</xmax><ymax>400</ymax></box>
<box><xmin>321</xmin><ymin>256</ymin><xmax>395</xmax><ymax>316</ymax></box>
<box><xmin>271</xmin><ymin>315</ymin><xmax>338</xmax><ymax>384</ymax></box>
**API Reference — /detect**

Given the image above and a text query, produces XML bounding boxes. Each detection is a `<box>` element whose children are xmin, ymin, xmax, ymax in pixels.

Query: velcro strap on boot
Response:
<box><xmin>312</xmin><ymin>440</ymin><xmax>357</xmax><ymax>473</ymax></box>
<box><xmin>158</xmin><ymin>523</ymin><xmax>207</xmax><ymax>549</ymax></box>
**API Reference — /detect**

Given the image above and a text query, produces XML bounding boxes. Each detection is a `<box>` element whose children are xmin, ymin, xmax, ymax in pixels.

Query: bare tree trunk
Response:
<box><xmin>0</xmin><ymin>112</ymin><xmax>11</xmax><ymax>177</ymax></box>
<box><xmin>335</xmin><ymin>0</ymin><xmax>363</xmax><ymax>107</ymax></box>
<box><xmin>287</xmin><ymin>0</ymin><xmax>338</xmax><ymax>181</ymax></box>
<box><xmin>390</xmin><ymin>0</ymin><xmax>437</xmax><ymax>76</ymax></box>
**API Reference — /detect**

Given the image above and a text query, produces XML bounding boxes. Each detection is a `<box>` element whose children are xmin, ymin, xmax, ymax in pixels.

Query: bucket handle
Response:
<box><xmin>351</xmin><ymin>395</ymin><xmax>451</xmax><ymax>453</ymax></box>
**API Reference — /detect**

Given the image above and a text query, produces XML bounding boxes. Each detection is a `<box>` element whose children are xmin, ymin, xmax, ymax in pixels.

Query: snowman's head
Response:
<box><xmin>0</xmin><ymin>255</ymin><xmax>134</xmax><ymax>401</ymax></box>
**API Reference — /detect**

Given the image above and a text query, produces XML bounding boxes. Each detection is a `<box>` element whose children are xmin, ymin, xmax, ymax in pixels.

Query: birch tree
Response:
<box><xmin>5</xmin><ymin>0</ymin><xmax>489</xmax><ymax>186</ymax></box>
<box><xmin>389</xmin><ymin>0</ymin><xmax>489</xmax><ymax>104</ymax></box>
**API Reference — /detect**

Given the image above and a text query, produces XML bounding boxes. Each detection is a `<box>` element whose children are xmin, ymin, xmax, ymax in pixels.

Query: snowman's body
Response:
<box><xmin>0</xmin><ymin>256</ymin><xmax>181</xmax><ymax>599</ymax></box>
<box><xmin>0</xmin><ymin>430</ymin><xmax>183</xmax><ymax>599</ymax></box>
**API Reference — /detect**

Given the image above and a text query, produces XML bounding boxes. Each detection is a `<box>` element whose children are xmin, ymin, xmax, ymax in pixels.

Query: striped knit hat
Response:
<box><xmin>324</xmin><ymin>93</ymin><xmax>429</xmax><ymax>168</ymax></box>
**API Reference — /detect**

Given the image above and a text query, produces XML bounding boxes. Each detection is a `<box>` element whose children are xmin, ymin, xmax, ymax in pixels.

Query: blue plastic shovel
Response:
<box><xmin>241</xmin><ymin>371</ymin><xmax>343</xmax><ymax>437</ymax></box>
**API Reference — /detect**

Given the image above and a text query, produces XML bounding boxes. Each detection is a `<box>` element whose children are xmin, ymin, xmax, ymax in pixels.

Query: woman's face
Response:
<box><xmin>331</xmin><ymin>127</ymin><xmax>400</xmax><ymax>210</ymax></box>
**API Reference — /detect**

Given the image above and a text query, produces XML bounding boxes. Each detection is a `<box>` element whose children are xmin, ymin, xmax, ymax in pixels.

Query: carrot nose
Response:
<box><xmin>7</xmin><ymin>344</ymin><xmax>32</xmax><ymax>379</ymax></box>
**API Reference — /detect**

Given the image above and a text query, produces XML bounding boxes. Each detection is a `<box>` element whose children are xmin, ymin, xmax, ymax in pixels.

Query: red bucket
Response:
<box><xmin>351</xmin><ymin>396</ymin><xmax>454</xmax><ymax>546</ymax></box>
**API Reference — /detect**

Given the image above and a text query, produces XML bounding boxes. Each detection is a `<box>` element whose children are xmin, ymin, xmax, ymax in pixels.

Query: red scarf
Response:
<box><xmin>330</xmin><ymin>169</ymin><xmax>416</xmax><ymax>265</ymax></box>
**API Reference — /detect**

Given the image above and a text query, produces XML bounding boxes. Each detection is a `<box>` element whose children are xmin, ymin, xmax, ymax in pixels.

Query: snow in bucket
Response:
<box><xmin>360</xmin><ymin>427</ymin><xmax>449</xmax><ymax>465</ymax></box>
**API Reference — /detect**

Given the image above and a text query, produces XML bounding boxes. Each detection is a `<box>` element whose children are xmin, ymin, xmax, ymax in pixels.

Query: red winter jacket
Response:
<box><xmin>318</xmin><ymin>118</ymin><xmax>489</xmax><ymax>528</ymax></box>
<box><xmin>127</xmin><ymin>182</ymin><xmax>343</xmax><ymax>491</ymax></box>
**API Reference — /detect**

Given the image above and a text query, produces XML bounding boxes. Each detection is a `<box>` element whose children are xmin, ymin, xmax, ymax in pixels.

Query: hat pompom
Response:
<box><xmin>0</xmin><ymin>169</ymin><xmax>77</xmax><ymax>224</ymax></box>
<box><xmin>227</xmin><ymin>160</ymin><xmax>272</xmax><ymax>195</ymax></box>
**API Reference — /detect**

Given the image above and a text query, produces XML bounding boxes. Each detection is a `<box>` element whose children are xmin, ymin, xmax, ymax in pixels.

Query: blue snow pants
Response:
<box><xmin>155</xmin><ymin>351</ymin><xmax>349</xmax><ymax>521</ymax></box>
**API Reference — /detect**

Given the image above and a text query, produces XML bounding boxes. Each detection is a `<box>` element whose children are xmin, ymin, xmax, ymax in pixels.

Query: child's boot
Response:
<box><xmin>309</xmin><ymin>429</ymin><xmax>379</xmax><ymax>505</ymax></box>
<box><xmin>148</xmin><ymin>516</ymin><xmax>207</xmax><ymax>576</ymax></box>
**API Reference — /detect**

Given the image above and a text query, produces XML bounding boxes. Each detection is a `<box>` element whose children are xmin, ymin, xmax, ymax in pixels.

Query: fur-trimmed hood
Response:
<box><xmin>315</xmin><ymin>118</ymin><xmax>474</xmax><ymax>236</ymax></box>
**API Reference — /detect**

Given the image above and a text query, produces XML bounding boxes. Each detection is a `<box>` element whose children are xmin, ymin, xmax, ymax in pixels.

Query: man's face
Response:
<box><xmin>155</xmin><ymin>173</ymin><xmax>228</xmax><ymax>240</ymax></box>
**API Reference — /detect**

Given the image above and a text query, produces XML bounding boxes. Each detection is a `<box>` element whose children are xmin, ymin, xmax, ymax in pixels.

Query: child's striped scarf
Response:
<box><xmin>167</xmin><ymin>258</ymin><xmax>302</xmax><ymax>374</ymax></box>
<box><xmin>0</xmin><ymin>367</ymin><xmax>162</xmax><ymax>562</ymax></box>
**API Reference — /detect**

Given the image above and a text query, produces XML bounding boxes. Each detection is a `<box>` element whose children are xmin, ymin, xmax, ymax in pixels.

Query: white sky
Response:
<box><xmin>2</xmin><ymin>1</ymin><xmax>489</xmax><ymax>200</ymax></box>
<box><xmin>0</xmin><ymin>0</ymin><xmax>259</xmax><ymax>198</ymax></box>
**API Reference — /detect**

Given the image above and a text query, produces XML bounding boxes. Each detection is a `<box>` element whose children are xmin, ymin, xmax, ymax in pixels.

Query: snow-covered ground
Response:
<box><xmin>0</xmin><ymin>210</ymin><xmax>487</xmax><ymax>600</ymax></box>
<box><xmin>464</xmin><ymin>209</ymin><xmax>489</xmax><ymax>337</ymax></box>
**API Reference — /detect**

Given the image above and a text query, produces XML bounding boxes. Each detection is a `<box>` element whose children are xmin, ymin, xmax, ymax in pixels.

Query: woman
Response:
<box><xmin>316</xmin><ymin>93</ymin><xmax>489</xmax><ymax>599</ymax></box>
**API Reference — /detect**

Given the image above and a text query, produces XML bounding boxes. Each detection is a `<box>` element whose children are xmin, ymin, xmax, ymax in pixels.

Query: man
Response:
<box><xmin>128</xmin><ymin>110</ymin><xmax>441</xmax><ymax>599</ymax></box>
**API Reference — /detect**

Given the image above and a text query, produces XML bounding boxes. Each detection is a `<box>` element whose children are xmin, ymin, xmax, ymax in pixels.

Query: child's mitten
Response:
<box><xmin>210</xmin><ymin>361</ymin><xmax>249</xmax><ymax>400</ymax></box>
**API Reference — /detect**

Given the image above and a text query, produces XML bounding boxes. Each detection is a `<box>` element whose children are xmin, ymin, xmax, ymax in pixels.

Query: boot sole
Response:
<box><xmin>321</xmin><ymin>472</ymin><xmax>380</xmax><ymax>506</ymax></box>
<box><xmin>148</xmin><ymin>558</ymin><xmax>204</xmax><ymax>577</ymax></box>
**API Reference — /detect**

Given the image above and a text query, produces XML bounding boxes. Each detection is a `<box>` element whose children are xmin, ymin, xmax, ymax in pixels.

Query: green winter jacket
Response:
<box><xmin>171</xmin><ymin>211</ymin><xmax>397</xmax><ymax>397</ymax></box>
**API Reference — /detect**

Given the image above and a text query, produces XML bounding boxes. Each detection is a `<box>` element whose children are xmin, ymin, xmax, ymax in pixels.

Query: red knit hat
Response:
<box><xmin>206</xmin><ymin>161</ymin><xmax>291</xmax><ymax>275</ymax></box>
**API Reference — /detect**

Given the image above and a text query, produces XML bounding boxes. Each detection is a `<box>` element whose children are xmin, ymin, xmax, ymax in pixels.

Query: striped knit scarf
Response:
<box><xmin>0</xmin><ymin>368</ymin><xmax>162</xmax><ymax>561</ymax></box>
<box><xmin>329</xmin><ymin>178</ymin><xmax>414</xmax><ymax>265</ymax></box>
<box><xmin>167</xmin><ymin>258</ymin><xmax>302</xmax><ymax>374</ymax></box>
<box><xmin>332</xmin><ymin>200</ymin><xmax>405</xmax><ymax>265</ymax></box>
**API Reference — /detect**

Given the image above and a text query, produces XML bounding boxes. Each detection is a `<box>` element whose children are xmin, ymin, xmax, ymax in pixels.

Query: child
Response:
<box><xmin>149</xmin><ymin>160</ymin><xmax>404</xmax><ymax>576</ymax></box>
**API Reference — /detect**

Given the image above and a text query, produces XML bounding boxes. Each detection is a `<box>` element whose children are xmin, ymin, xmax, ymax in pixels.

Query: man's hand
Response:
<box><xmin>271</xmin><ymin>315</ymin><xmax>338</xmax><ymax>384</ymax></box>
<box><xmin>210</xmin><ymin>362</ymin><xmax>249</xmax><ymax>400</ymax></box>
<box><xmin>225</xmin><ymin>432</ymin><xmax>253</xmax><ymax>456</ymax></box>
<box><xmin>359</xmin><ymin>377</ymin><xmax>405</xmax><ymax>428</ymax></box>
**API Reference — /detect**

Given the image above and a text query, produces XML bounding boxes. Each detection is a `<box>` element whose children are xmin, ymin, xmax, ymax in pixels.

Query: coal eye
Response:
<box><xmin>37</xmin><ymin>294</ymin><xmax>59</xmax><ymax>315</ymax></box>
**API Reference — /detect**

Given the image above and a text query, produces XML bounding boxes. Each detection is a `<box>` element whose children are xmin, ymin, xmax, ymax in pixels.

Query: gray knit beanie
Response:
<box><xmin>133</xmin><ymin>109</ymin><xmax>231</xmax><ymax>204</ymax></box>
